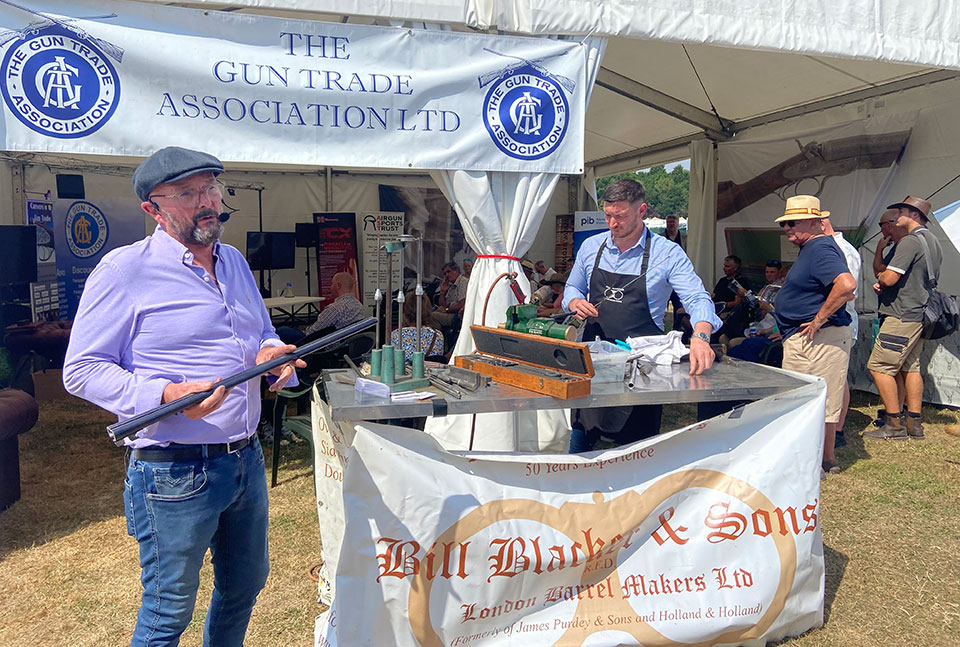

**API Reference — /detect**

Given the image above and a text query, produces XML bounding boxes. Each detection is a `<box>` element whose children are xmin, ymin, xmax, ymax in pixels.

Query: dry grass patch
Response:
<box><xmin>1</xmin><ymin>392</ymin><xmax>959</xmax><ymax>646</ymax></box>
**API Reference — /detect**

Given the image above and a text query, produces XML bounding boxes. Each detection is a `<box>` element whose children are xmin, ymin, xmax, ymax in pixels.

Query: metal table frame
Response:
<box><xmin>263</xmin><ymin>296</ymin><xmax>323</xmax><ymax>325</ymax></box>
<box><xmin>320</xmin><ymin>358</ymin><xmax>812</xmax><ymax>422</ymax></box>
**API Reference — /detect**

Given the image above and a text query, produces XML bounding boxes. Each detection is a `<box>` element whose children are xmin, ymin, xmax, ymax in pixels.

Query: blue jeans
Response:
<box><xmin>123</xmin><ymin>438</ymin><xmax>269</xmax><ymax>647</ymax></box>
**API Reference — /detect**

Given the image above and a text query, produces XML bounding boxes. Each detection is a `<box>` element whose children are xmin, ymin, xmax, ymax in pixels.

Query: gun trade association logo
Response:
<box><xmin>480</xmin><ymin>49</ymin><xmax>575</xmax><ymax>161</ymax></box>
<box><xmin>65</xmin><ymin>201</ymin><xmax>109</xmax><ymax>258</ymax></box>
<box><xmin>0</xmin><ymin>6</ymin><xmax>123</xmax><ymax>139</ymax></box>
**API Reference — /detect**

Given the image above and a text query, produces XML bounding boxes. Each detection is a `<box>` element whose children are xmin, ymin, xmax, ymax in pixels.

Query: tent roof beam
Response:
<box><xmin>735</xmin><ymin>69</ymin><xmax>960</xmax><ymax>131</ymax></box>
<box><xmin>590</xmin><ymin>135</ymin><xmax>703</xmax><ymax>177</ymax></box>
<box><xmin>596</xmin><ymin>67</ymin><xmax>734</xmax><ymax>141</ymax></box>
<box><xmin>588</xmin><ymin>69</ymin><xmax>960</xmax><ymax>175</ymax></box>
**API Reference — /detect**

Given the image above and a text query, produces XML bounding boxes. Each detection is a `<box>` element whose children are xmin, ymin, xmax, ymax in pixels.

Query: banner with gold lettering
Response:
<box><xmin>315</xmin><ymin>379</ymin><xmax>826</xmax><ymax>647</ymax></box>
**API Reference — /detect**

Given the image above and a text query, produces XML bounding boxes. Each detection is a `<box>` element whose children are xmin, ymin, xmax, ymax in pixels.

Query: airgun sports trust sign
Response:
<box><xmin>312</xmin><ymin>379</ymin><xmax>828</xmax><ymax>647</ymax></box>
<box><xmin>0</xmin><ymin>0</ymin><xmax>588</xmax><ymax>174</ymax></box>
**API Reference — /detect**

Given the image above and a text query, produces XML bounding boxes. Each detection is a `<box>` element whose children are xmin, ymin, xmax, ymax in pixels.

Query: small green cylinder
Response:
<box><xmin>380</xmin><ymin>345</ymin><xmax>395</xmax><ymax>384</ymax></box>
<box><xmin>394</xmin><ymin>347</ymin><xmax>405</xmax><ymax>377</ymax></box>
<box><xmin>411</xmin><ymin>351</ymin><xmax>425</xmax><ymax>378</ymax></box>
<box><xmin>370</xmin><ymin>349</ymin><xmax>382</xmax><ymax>377</ymax></box>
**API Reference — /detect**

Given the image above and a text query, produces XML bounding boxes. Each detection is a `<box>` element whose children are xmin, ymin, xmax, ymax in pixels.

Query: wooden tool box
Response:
<box><xmin>454</xmin><ymin>325</ymin><xmax>594</xmax><ymax>399</ymax></box>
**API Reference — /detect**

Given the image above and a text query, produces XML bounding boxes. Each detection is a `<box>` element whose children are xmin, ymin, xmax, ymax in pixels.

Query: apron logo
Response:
<box><xmin>479</xmin><ymin>49</ymin><xmax>574</xmax><ymax>162</ymax></box>
<box><xmin>602</xmin><ymin>286</ymin><xmax>625</xmax><ymax>303</ymax></box>
<box><xmin>1</xmin><ymin>14</ymin><xmax>123</xmax><ymax>140</ymax></box>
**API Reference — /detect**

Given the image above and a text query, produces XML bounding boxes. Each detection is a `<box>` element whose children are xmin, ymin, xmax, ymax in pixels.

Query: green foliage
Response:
<box><xmin>595</xmin><ymin>164</ymin><xmax>690</xmax><ymax>218</ymax></box>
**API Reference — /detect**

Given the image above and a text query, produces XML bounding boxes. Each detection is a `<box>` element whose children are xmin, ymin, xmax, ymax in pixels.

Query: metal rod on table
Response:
<box><xmin>385</xmin><ymin>250</ymin><xmax>393</xmax><ymax>343</ymax></box>
<box><xmin>343</xmin><ymin>355</ymin><xmax>364</xmax><ymax>378</ymax></box>
<box><xmin>105</xmin><ymin>317</ymin><xmax>377</xmax><ymax>445</ymax></box>
<box><xmin>428</xmin><ymin>376</ymin><xmax>462</xmax><ymax>399</ymax></box>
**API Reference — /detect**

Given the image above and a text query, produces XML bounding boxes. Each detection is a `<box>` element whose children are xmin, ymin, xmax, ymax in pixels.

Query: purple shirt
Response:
<box><xmin>63</xmin><ymin>226</ymin><xmax>290</xmax><ymax>448</ymax></box>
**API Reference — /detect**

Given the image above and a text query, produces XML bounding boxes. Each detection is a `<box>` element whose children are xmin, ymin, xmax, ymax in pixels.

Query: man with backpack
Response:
<box><xmin>865</xmin><ymin>196</ymin><xmax>942</xmax><ymax>440</ymax></box>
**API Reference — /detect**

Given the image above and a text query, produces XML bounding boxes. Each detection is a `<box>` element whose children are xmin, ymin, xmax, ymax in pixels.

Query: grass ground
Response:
<box><xmin>1</xmin><ymin>391</ymin><xmax>959</xmax><ymax>646</ymax></box>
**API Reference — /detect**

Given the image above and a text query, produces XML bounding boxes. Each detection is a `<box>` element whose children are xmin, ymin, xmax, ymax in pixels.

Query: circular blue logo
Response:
<box><xmin>482</xmin><ymin>65</ymin><xmax>569</xmax><ymax>161</ymax></box>
<box><xmin>65</xmin><ymin>201</ymin><xmax>109</xmax><ymax>258</ymax></box>
<box><xmin>1</xmin><ymin>25</ymin><xmax>120</xmax><ymax>139</ymax></box>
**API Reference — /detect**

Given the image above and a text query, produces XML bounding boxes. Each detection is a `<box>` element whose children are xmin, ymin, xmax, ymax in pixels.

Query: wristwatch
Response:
<box><xmin>692</xmin><ymin>331</ymin><xmax>710</xmax><ymax>343</ymax></box>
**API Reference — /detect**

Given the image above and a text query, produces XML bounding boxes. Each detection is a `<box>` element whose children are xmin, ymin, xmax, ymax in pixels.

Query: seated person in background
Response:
<box><xmin>304</xmin><ymin>271</ymin><xmax>365</xmax><ymax>335</ymax></box>
<box><xmin>533</xmin><ymin>260</ymin><xmax>556</xmax><ymax>286</ymax></box>
<box><xmin>429</xmin><ymin>261</ymin><xmax>468</xmax><ymax>329</ymax></box>
<box><xmin>711</xmin><ymin>255</ymin><xmax>750</xmax><ymax>314</ymax></box>
<box><xmin>531</xmin><ymin>272</ymin><xmax>565</xmax><ymax>306</ymax></box>
<box><xmin>392</xmin><ymin>291</ymin><xmax>446</xmax><ymax>361</ymax></box>
<box><xmin>520</xmin><ymin>259</ymin><xmax>538</xmax><ymax>293</ymax></box>
<box><xmin>537</xmin><ymin>283</ymin><xmax>566</xmax><ymax>317</ymax></box>
<box><xmin>714</xmin><ymin>260</ymin><xmax>783</xmax><ymax>345</ymax></box>
<box><xmin>462</xmin><ymin>258</ymin><xmax>474</xmax><ymax>278</ymax></box>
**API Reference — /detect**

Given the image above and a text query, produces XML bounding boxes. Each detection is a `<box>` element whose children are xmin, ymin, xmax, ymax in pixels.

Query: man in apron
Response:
<box><xmin>562</xmin><ymin>179</ymin><xmax>721</xmax><ymax>453</ymax></box>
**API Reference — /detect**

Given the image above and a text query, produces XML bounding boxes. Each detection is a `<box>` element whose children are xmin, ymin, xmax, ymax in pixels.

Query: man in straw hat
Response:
<box><xmin>864</xmin><ymin>196</ymin><xmax>942</xmax><ymax>440</ymax></box>
<box><xmin>774</xmin><ymin>195</ymin><xmax>857</xmax><ymax>475</ymax></box>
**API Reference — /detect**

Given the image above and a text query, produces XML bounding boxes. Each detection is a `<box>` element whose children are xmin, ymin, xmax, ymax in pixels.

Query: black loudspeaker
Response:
<box><xmin>56</xmin><ymin>174</ymin><xmax>85</xmax><ymax>199</ymax></box>
<box><xmin>295</xmin><ymin>222</ymin><xmax>318</xmax><ymax>248</ymax></box>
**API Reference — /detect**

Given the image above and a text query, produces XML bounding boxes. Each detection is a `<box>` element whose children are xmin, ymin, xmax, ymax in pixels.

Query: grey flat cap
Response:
<box><xmin>133</xmin><ymin>146</ymin><xmax>224</xmax><ymax>202</ymax></box>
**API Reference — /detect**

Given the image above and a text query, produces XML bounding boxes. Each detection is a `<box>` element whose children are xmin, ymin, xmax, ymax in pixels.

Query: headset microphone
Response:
<box><xmin>218</xmin><ymin>212</ymin><xmax>231</xmax><ymax>222</ymax></box>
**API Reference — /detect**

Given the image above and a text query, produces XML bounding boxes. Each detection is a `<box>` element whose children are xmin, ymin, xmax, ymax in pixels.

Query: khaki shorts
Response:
<box><xmin>866</xmin><ymin>317</ymin><xmax>924</xmax><ymax>375</ymax></box>
<box><xmin>782</xmin><ymin>324</ymin><xmax>852</xmax><ymax>424</ymax></box>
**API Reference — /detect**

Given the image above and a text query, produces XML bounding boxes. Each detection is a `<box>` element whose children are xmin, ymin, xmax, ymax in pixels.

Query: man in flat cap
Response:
<box><xmin>774</xmin><ymin>195</ymin><xmax>856</xmax><ymax>476</ymax></box>
<box><xmin>64</xmin><ymin>146</ymin><xmax>303</xmax><ymax>646</ymax></box>
<box><xmin>865</xmin><ymin>196</ymin><xmax>941</xmax><ymax>440</ymax></box>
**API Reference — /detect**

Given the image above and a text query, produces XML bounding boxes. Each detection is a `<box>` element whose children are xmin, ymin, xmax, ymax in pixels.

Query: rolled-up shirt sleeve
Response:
<box><xmin>63</xmin><ymin>261</ymin><xmax>171</xmax><ymax>419</ymax></box>
<box><xmin>666</xmin><ymin>249</ymin><xmax>723</xmax><ymax>331</ymax></box>
<box><xmin>561</xmin><ymin>252</ymin><xmax>590</xmax><ymax>310</ymax></box>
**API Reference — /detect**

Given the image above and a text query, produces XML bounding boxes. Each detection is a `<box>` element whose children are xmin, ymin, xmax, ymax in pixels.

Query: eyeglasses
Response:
<box><xmin>778</xmin><ymin>220</ymin><xmax>797</xmax><ymax>228</ymax></box>
<box><xmin>150</xmin><ymin>182</ymin><xmax>224</xmax><ymax>209</ymax></box>
<box><xmin>880</xmin><ymin>220</ymin><xmax>896</xmax><ymax>225</ymax></box>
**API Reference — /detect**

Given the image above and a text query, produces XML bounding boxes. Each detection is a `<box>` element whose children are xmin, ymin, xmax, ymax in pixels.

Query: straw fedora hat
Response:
<box><xmin>775</xmin><ymin>195</ymin><xmax>825</xmax><ymax>223</ymax></box>
<box><xmin>886</xmin><ymin>195</ymin><xmax>932</xmax><ymax>220</ymax></box>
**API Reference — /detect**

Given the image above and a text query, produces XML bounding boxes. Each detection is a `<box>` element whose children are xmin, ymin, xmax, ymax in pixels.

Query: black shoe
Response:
<box><xmin>835</xmin><ymin>431</ymin><xmax>847</xmax><ymax>448</ymax></box>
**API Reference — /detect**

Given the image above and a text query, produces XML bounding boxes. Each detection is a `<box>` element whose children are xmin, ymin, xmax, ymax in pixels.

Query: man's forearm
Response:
<box><xmin>814</xmin><ymin>279</ymin><xmax>855</xmax><ymax>324</ymax></box>
<box><xmin>872</xmin><ymin>247</ymin><xmax>886</xmax><ymax>277</ymax></box>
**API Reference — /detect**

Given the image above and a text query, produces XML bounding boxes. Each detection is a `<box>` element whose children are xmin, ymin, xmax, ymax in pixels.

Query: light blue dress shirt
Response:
<box><xmin>63</xmin><ymin>226</ymin><xmax>290</xmax><ymax>447</ymax></box>
<box><xmin>562</xmin><ymin>228</ymin><xmax>722</xmax><ymax>332</ymax></box>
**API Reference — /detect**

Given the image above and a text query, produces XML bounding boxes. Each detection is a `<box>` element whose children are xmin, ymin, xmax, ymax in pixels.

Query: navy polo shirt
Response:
<box><xmin>775</xmin><ymin>236</ymin><xmax>852</xmax><ymax>340</ymax></box>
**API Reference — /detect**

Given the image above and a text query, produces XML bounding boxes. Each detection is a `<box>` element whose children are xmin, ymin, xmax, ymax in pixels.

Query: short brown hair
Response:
<box><xmin>601</xmin><ymin>178</ymin><xmax>646</xmax><ymax>205</ymax></box>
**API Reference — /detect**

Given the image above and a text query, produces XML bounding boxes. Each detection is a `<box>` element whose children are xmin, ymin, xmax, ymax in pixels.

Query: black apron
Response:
<box><xmin>575</xmin><ymin>228</ymin><xmax>663</xmax><ymax>442</ymax></box>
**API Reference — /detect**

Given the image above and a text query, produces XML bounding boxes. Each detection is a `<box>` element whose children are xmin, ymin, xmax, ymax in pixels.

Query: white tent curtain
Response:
<box><xmin>423</xmin><ymin>36</ymin><xmax>607</xmax><ymax>452</ymax></box>
<box><xmin>687</xmin><ymin>138</ymin><xmax>718</xmax><ymax>289</ymax></box>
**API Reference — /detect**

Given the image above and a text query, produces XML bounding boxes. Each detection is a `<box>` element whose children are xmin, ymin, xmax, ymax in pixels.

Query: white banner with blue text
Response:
<box><xmin>0</xmin><ymin>0</ymin><xmax>588</xmax><ymax>173</ymax></box>
<box><xmin>314</xmin><ymin>379</ymin><xmax>827</xmax><ymax>646</ymax></box>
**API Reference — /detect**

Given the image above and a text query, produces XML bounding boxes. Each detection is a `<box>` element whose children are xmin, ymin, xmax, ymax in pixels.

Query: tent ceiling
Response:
<box><xmin>586</xmin><ymin>37</ymin><xmax>944</xmax><ymax>169</ymax></box>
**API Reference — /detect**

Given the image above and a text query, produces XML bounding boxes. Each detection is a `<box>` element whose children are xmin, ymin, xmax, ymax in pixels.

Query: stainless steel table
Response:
<box><xmin>320</xmin><ymin>358</ymin><xmax>811</xmax><ymax>421</ymax></box>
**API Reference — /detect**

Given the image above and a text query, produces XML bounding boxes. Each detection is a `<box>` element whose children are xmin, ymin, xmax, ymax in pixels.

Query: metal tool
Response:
<box><xmin>428</xmin><ymin>376</ymin><xmax>462</xmax><ymax>399</ymax></box>
<box><xmin>343</xmin><ymin>354</ymin><xmax>364</xmax><ymax>378</ymax></box>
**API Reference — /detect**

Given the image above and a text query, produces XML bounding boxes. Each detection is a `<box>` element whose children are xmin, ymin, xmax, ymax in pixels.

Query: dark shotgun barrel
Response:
<box><xmin>106</xmin><ymin>317</ymin><xmax>376</xmax><ymax>445</ymax></box>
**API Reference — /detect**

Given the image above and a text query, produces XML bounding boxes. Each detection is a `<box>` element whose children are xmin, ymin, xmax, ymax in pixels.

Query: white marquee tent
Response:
<box><xmin>3</xmin><ymin>0</ymin><xmax>960</xmax><ymax>444</ymax></box>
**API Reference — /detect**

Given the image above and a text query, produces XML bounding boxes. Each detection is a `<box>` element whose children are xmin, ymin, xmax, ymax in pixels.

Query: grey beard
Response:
<box><xmin>168</xmin><ymin>209</ymin><xmax>223</xmax><ymax>246</ymax></box>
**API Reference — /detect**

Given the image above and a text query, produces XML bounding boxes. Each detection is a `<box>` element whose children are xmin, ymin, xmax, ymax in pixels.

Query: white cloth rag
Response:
<box><xmin>625</xmin><ymin>330</ymin><xmax>689</xmax><ymax>365</ymax></box>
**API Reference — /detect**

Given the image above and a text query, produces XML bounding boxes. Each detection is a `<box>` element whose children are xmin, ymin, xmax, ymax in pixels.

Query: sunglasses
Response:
<box><xmin>778</xmin><ymin>220</ymin><xmax>797</xmax><ymax>228</ymax></box>
<box><xmin>880</xmin><ymin>220</ymin><xmax>896</xmax><ymax>225</ymax></box>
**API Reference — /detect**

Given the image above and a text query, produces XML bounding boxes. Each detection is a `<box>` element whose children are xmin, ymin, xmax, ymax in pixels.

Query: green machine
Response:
<box><xmin>499</xmin><ymin>303</ymin><xmax>578</xmax><ymax>341</ymax></box>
